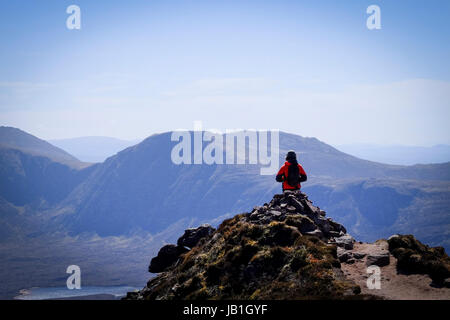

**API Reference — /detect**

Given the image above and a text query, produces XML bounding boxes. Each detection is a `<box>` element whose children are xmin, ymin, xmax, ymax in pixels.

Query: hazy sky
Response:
<box><xmin>1</xmin><ymin>0</ymin><xmax>449</xmax><ymax>145</ymax></box>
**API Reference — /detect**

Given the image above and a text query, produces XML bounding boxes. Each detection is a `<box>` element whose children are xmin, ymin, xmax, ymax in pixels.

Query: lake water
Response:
<box><xmin>14</xmin><ymin>285</ymin><xmax>139</xmax><ymax>300</ymax></box>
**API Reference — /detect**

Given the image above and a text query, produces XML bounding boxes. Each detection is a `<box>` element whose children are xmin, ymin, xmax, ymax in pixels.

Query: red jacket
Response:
<box><xmin>276</xmin><ymin>161</ymin><xmax>307</xmax><ymax>190</ymax></box>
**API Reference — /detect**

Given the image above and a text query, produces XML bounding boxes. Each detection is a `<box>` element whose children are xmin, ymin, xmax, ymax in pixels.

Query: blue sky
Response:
<box><xmin>0</xmin><ymin>0</ymin><xmax>449</xmax><ymax>145</ymax></box>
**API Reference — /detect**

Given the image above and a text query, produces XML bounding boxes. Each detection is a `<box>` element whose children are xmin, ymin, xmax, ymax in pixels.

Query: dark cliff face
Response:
<box><xmin>125</xmin><ymin>191</ymin><xmax>365</xmax><ymax>300</ymax></box>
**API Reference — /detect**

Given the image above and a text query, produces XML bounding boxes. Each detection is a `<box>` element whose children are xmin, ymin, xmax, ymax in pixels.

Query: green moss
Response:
<box><xmin>259</xmin><ymin>222</ymin><xmax>301</xmax><ymax>246</ymax></box>
<box><xmin>139</xmin><ymin>211</ymin><xmax>361</xmax><ymax>300</ymax></box>
<box><xmin>388</xmin><ymin>235</ymin><xmax>450</xmax><ymax>283</ymax></box>
<box><xmin>290</xmin><ymin>246</ymin><xmax>308</xmax><ymax>271</ymax></box>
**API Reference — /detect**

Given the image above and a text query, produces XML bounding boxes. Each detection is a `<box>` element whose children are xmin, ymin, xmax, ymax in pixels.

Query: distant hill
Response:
<box><xmin>336</xmin><ymin>143</ymin><xmax>450</xmax><ymax>165</ymax></box>
<box><xmin>0</xmin><ymin>127</ymin><xmax>95</xmax><ymax>207</ymax></box>
<box><xmin>0</xmin><ymin>126</ymin><xmax>83</xmax><ymax>168</ymax></box>
<box><xmin>49</xmin><ymin>136</ymin><xmax>141</xmax><ymax>163</ymax></box>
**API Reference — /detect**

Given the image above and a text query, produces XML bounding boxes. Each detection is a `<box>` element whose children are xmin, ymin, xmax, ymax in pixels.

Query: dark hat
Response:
<box><xmin>286</xmin><ymin>150</ymin><xmax>297</xmax><ymax>161</ymax></box>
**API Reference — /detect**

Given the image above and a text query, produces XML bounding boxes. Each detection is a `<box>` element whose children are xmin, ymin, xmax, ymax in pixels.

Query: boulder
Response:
<box><xmin>353</xmin><ymin>252</ymin><xmax>367</xmax><ymax>259</ymax></box>
<box><xmin>444</xmin><ymin>278</ymin><xmax>450</xmax><ymax>288</ymax></box>
<box><xmin>337</xmin><ymin>247</ymin><xmax>352</xmax><ymax>262</ymax></box>
<box><xmin>305</xmin><ymin>229</ymin><xmax>323</xmax><ymax>238</ymax></box>
<box><xmin>346</xmin><ymin>258</ymin><xmax>356</xmax><ymax>264</ymax></box>
<box><xmin>287</xmin><ymin>206</ymin><xmax>296</xmax><ymax>212</ymax></box>
<box><xmin>316</xmin><ymin>217</ymin><xmax>331</xmax><ymax>234</ymax></box>
<box><xmin>249</xmin><ymin>212</ymin><xmax>260</xmax><ymax>220</ymax></box>
<box><xmin>177</xmin><ymin>224</ymin><xmax>215</xmax><ymax>248</ymax></box>
<box><xmin>268</xmin><ymin>210</ymin><xmax>282</xmax><ymax>217</ymax></box>
<box><xmin>335</xmin><ymin>234</ymin><xmax>355</xmax><ymax>250</ymax></box>
<box><xmin>149</xmin><ymin>244</ymin><xmax>189</xmax><ymax>273</ymax></box>
<box><xmin>287</xmin><ymin>195</ymin><xmax>305</xmax><ymax>212</ymax></box>
<box><xmin>328</xmin><ymin>231</ymin><xmax>341</xmax><ymax>238</ymax></box>
<box><xmin>301</xmin><ymin>198</ymin><xmax>318</xmax><ymax>214</ymax></box>
<box><xmin>329</xmin><ymin>220</ymin><xmax>347</xmax><ymax>234</ymax></box>
<box><xmin>366</xmin><ymin>253</ymin><xmax>390</xmax><ymax>267</ymax></box>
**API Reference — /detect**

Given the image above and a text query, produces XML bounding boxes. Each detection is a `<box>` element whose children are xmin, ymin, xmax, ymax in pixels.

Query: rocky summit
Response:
<box><xmin>125</xmin><ymin>191</ymin><xmax>450</xmax><ymax>300</ymax></box>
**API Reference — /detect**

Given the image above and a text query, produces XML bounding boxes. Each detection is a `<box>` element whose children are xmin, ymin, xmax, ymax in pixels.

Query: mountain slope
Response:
<box><xmin>0</xmin><ymin>127</ymin><xmax>96</xmax><ymax>207</ymax></box>
<box><xmin>53</xmin><ymin>131</ymin><xmax>450</xmax><ymax>251</ymax></box>
<box><xmin>279</xmin><ymin>133</ymin><xmax>450</xmax><ymax>180</ymax></box>
<box><xmin>55</xmin><ymin>132</ymin><xmax>271</xmax><ymax>235</ymax></box>
<box><xmin>0</xmin><ymin>147</ymin><xmax>96</xmax><ymax>207</ymax></box>
<box><xmin>0</xmin><ymin>126</ymin><xmax>83</xmax><ymax>168</ymax></box>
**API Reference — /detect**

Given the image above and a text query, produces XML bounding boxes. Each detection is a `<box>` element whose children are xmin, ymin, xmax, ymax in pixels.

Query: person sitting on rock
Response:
<box><xmin>276</xmin><ymin>150</ymin><xmax>307</xmax><ymax>191</ymax></box>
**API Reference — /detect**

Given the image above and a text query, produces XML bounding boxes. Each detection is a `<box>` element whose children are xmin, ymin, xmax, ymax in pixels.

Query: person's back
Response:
<box><xmin>276</xmin><ymin>150</ymin><xmax>307</xmax><ymax>191</ymax></box>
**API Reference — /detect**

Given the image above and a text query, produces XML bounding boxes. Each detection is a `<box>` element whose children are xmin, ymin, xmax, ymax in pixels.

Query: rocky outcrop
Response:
<box><xmin>388</xmin><ymin>234</ymin><xmax>450</xmax><ymax>285</ymax></box>
<box><xmin>177</xmin><ymin>224</ymin><xmax>215</xmax><ymax>249</ymax></box>
<box><xmin>149</xmin><ymin>225</ymin><xmax>216</xmax><ymax>273</ymax></box>
<box><xmin>127</xmin><ymin>192</ymin><xmax>450</xmax><ymax>300</ymax></box>
<box><xmin>148</xmin><ymin>244</ymin><xmax>189</xmax><ymax>273</ymax></box>
<box><xmin>126</xmin><ymin>191</ymin><xmax>363</xmax><ymax>300</ymax></box>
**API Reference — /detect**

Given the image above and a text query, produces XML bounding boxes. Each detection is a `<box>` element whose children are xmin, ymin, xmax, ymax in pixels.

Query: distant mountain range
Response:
<box><xmin>336</xmin><ymin>143</ymin><xmax>450</xmax><ymax>165</ymax></box>
<box><xmin>50</xmin><ymin>132</ymin><xmax>450</xmax><ymax>243</ymax></box>
<box><xmin>0</xmin><ymin>126</ymin><xmax>449</xmax><ymax>298</ymax></box>
<box><xmin>47</xmin><ymin>134</ymin><xmax>450</xmax><ymax>166</ymax></box>
<box><xmin>1</xmin><ymin>126</ymin><xmax>449</xmax><ymax>245</ymax></box>
<box><xmin>49</xmin><ymin>136</ymin><xmax>141</xmax><ymax>163</ymax></box>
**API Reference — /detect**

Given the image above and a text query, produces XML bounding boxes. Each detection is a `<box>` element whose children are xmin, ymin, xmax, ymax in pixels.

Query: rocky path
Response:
<box><xmin>341</xmin><ymin>241</ymin><xmax>450</xmax><ymax>300</ymax></box>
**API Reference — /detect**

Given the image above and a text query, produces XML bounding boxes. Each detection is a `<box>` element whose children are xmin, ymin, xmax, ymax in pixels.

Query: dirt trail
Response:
<box><xmin>341</xmin><ymin>241</ymin><xmax>450</xmax><ymax>300</ymax></box>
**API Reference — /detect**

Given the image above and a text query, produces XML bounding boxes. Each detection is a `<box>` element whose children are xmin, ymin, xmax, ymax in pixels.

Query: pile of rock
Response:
<box><xmin>247</xmin><ymin>191</ymin><xmax>352</xmax><ymax>245</ymax></box>
<box><xmin>128</xmin><ymin>191</ymin><xmax>363</xmax><ymax>300</ymax></box>
<box><xmin>149</xmin><ymin>191</ymin><xmax>355</xmax><ymax>274</ymax></box>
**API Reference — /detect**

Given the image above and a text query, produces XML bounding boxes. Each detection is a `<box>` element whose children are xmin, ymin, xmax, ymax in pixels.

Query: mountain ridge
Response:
<box><xmin>0</xmin><ymin>126</ymin><xmax>85</xmax><ymax>168</ymax></box>
<box><xmin>50</xmin><ymin>131</ymin><xmax>450</xmax><ymax>249</ymax></box>
<box><xmin>336</xmin><ymin>143</ymin><xmax>450</xmax><ymax>165</ymax></box>
<box><xmin>1</xmin><ymin>127</ymin><xmax>448</xmax><ymax>249</ymax></box>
